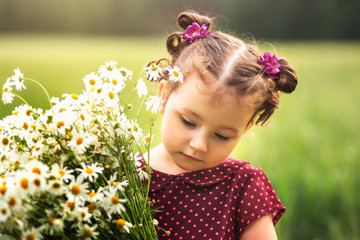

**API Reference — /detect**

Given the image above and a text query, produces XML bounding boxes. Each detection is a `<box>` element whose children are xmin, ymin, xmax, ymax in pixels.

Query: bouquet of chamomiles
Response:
<box><xmin>0</xmin><ymin>61</ymin><xmax>167</xmax><ymax>239</ymax></box>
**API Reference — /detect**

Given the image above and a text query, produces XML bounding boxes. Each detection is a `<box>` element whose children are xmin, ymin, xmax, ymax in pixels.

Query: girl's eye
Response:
<box><xmin>181</xmin><ymin>117</ymin><xmax>196</xmax><ymax>127</ymax></box>
<box><xmin>215</xmin><ymin>133</ymin><xmax>230</xmax><ymax>141</ymax></box>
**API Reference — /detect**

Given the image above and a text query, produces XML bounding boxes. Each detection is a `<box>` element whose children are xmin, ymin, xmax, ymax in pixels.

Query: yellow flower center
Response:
<box><xmin>32</xmin><ymin>167</ymin><xmax>41</xmax><ymax>175</ymax></box>
<box><xmin>173</xmin><ymin>71</ymin><xmax>179</xmax><ymax>77</ymax></box>
<box><xmin>67</xmin><ymin>201</ymin><xmax>75</xmax><ymax>211</ymax></box>
<box><xmin>48</xmin><ymin>216</ymin><xmax>56</xmax><ymax>225</ymax></box>
<box><xmin>56</xmin><ymin>121</ymin><xmax>65</xmax><ymax>128</ymax></box>
<box><xmin>145</xmin><ymin>136</ymin><xmax>151</xmax><ymax>143</ymax></box>
<box><xmin>112</xmin><ymin>79</ymin><xmax>118</xmax><ymax>85</ymax></box>
<box><xmin>26</xmin><ymin>109</ymin><xmax>32</xmax><ymax>116</ymax></box>
<box><xmin>97</xmin><ymin>88</ymin><xmax>102</xmax><ymax>94</ymax></box>
<box><xmin>71</xmin><ymin>94</ymin><xmax>78</xmax><ymax>100</ymax></box>
<box><xmin>85</xmin><ymin>168</ymin><xmax>94</xmax><ymax>174</ymax></box>
<box><xmin>59</xmin><ymin>107</ymin><xmax>66</xmax><ymax>113</ymax></box>
<box><xmin>23</xmin><ymin>122</ymin><xmax>29</xmax><ymax>130</ymax></box>
<box><xmin>1</xmin><ymin>208</ymin><xmax>7</xmax><ymax>215</ymax></box>
<box><xmin>0</xmin><ymin>185</ymin><xmax>7</xmax><ymax>195</ymax></box>
<box><xmin>80</xmin><ymin>114</ymin><xmax>85</xmax><ymax>121</ymax></box>
<box><xmin>87</xmin><ymin>203</ymin><xmax>95</xmax><ymax>211</ymax></box>
<box><xmin>88</xmin><ymin>192</ymin><xmax>96</xmax><ymax>198</ymax></box>
<box><xmin>71</xmin><ymin>185</ymin><xmax>81</xmax><ymax>195</ymax></box>
<box><xmin>20</xmin><ymin>178</ymin><xmax>29</xmax><ymax>189</ymax></box>
<box><xmin>89</xmin><ymin>79</ymin><xmax>96</xmax><ymax>86</ymax></box>
<box><xmin>2</xmin><ymin>137</ymin><xmax>9</xmax><ymax>146</ymax></box>
<box><xmin>76</xmin><ymin>137</ymin><xmax>84</xmax><ymax>145</ymax></box>
<box><xmin>59</xmin><ymin>170</ymin><xmax>66</xmax><ymax>177</ymax></box>
<box><xmin>84</xmin><ymin>229</ymin><xmax>93</xmax><ymax>237</ymax></box>
<box><xmin>116</xmin><ymin>218</ymin><xmax>126</xmax><ymax>228</ymax></box>
<box><xmin>26</xmin><ymin>233</ymin><xmax>36</xmax><ymax>240</ymax></box>
<box><xmin>8</xmin><ymin>197</ymin><xmax>16</xmax><ymax>207</ymax></box>
<box><xmin>52</xmin><ymin>182</ymin><xmax>61</xmax><ymax>189</ymax></box>
<box><xmin>109</xmin><ymin>92</ymin><xmax>115</xmax><ymax>99</ymax></box>
<box><xmin>111</xmin><ymin>196</ymin><xmax>119</xmax><ymax>205</ymax></box>
<box><xmin>12</xmin><ymin>111</ymin><xmax>19</xmax><ymax>115</ymax></box>
<box><xmin>33</xmin><ymin>178</ymin><xmax>41</xmax><ymax>187</ymax></box>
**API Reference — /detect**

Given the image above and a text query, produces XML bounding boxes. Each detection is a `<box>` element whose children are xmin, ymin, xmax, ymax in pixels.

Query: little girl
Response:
<box><xmin>144</xmin><ymin>10</ymin><xmax>298</xmax><ymax>240</ymax></box>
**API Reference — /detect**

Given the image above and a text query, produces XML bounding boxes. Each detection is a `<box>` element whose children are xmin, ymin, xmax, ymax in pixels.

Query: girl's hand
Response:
<box><xmin>239</xmin><ymin>214</ymin><xmax>278</xmax><ymax>240</ymax></box>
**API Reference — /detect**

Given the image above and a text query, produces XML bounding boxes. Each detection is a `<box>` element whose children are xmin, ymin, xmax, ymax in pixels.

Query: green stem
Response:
<box><xmin>6</xmin><ymin>90</ymin><xmax>30</xmax><ymax>106</ymax></box>
<box><xmin>24</xmin><ymin>77</ymin><xmax>52</xmax><ymax>109</ymax></box>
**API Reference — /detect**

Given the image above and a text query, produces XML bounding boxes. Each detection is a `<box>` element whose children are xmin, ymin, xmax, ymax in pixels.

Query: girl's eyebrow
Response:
<box><xmin>182</xmin><ymin>108</ymin><xmax>203</xmax><ymax>120</ymax></box>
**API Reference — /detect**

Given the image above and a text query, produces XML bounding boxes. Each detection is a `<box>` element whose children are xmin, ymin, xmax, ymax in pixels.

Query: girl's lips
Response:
<box><xmin>181</xmin><ymin>153</ymin><xmax>202</xmax><ymax>162</ymax></box>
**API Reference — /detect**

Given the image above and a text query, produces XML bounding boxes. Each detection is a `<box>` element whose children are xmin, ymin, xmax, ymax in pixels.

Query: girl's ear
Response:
<box><xmin>158</xmin><ymin>80</ymin><xmax>169</xmax><ymax>114</ymax></box>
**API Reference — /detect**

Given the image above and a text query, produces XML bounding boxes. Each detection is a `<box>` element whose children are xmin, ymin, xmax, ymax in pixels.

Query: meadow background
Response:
<box><xmin>1</xmin><ymin>1</ymin><xmax>360</xmax><ymax>239</ymax></box>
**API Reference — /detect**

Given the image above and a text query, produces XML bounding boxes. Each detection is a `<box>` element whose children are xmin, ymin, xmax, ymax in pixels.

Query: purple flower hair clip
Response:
<box><xmin>182</xmin><ymin>22</ymin><xmax>211</xmax><ymax>43</ymax></box>
<box><xmin>259</xmin><ymin>52</ymin><xmax>282</xmax><ymax>80</ymax></box>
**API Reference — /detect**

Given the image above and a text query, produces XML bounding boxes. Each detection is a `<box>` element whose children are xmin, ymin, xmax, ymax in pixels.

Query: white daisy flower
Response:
<box><xmin>87</xmin><ymin>187</ymin><xmax>104</xmax><ymax>202</ymax></box>
<box><xmin>48</xmin><ymin>179</ymin><xmax>65</xmax><ymax>196</ymax></box>
<box><xmin>25</xmin><ymin>160</ymin><xmax>49</xmax><ymax>176</ymax></box>
<box><xmin>52</xmin><ymin>110</ymin><xmax>77</xmax><ymax>135</ymax></box>
<box><xmin>61</xmin><ymin>200</ymin><xmax>77</xmax><ymax>220</ymax></box>
<box><xmin>98</xmin><ymin>61</ymin><xmax>118</xmax><ymax>80</ymax></box>
<box><xmin>145</xmin><ymin>96</ymin><xmax>162</xmax><ymax>113</ymax></box>
<box><xmin>166</xmin><ymin>65</ymin><xmax>183</xmax><ymax>83</ymax></box>
<box><xmin>5</xmin><ymin>192</ymin><xmax>25</xmax><ymax>216</ymax></box>
<box><xmin>137</xmin><ymin>168</ymin><xmax>149</xmax><ymax>182</ymax></box>
<box><xmin>67</xmin><ymin>176</ymin><xmax>89</xmax><ymax>202</ymax></box>
<box><xmin>1</xmin><ymin>81</ymin><xmax>15</xmax><ymax>105</ymax></box>
<box><xmin>119</xmin><ymin>67</ymin><xmax>133</xmax><ymax>81</ymax></box>
<box><xmin>101</xmin><ymin>84</ymin><xmax>120</xmax><ymax>109</ymax></box>
<box><xmin>108</xmin><ymin>73</ymin><xmax>125</xmax><ymax>93</ymax></box>
<box><xmin>29</xmin><ymin>173</ymin><xmax>47</xmax><ymax>194</ymax></box>
<box><xmin>49</xmin><ymin>164</ymin><xmax>74</xmax><ymax>183</ymax></box>
<box><xmin>21</xmin><ymin>226</ymin><xmax>44</xmax><ymax>240</ymax></box>
<box><xmin>103</xmin><ymin>188</ymin><xmax>127</xmax><ymax>214</ymax></box>
<box><xmin>15</xmin><ymin>172</ymin><xmax>33</xmax><ymax>196</ymax></box>
<box><xmin>0</xmin><ymin>201</ymin><xmax>11</xmax><ymax>222</ymax></box>
<box><xmin>45</xmin><ymin>214</ymin><xmax>64</xmax><ymax>235</ymax></box>
<box><xmin>74</xmin><ymin>206</ymin><xmax>92</xmax><ymax>223</ymax></box>
<box><xmin>68</xmin><ymin>129</ymin><xmax>96</xmax><ymax>155</ymax></box>
<box><xmin>11</xmin><ymin>67</ymin><xmax>26</xmax><ymax>91</ymax></box>
<box><xmin>77</xmin><ymin>224</ymin><xmax>99</xmax><ymax>240</ymax></box>
<box><xmin>128</xmin><ymin>120</ymin><xmax>143</xmax><ymax>140</ymax></box>
<box><xmin>82</xmin><ymin>72</ymin><xmax>103</xmax><ymax>91</ymax></box>
<box><xmin>0</xmin><ymin>134</ymin><xmax>11</xmax><ymax>151</ymax></box>
<box><xmin>144</xmin><ymin>64</ymin><xmax>163</xmax><ymax>81</ymax></box>
<box><xmin>115</xmin><ymin>218</ymin><xmax>133</xmax><ymax>233</ymax></box>
<box><xmin>76</xmin><ymin>162</ymin><xmax>103</xmax><ymax>182</ymax></box>
<box><xmin>136</xmin><ymin>78</ymin><xmax>148</xmax><ymax>98</ymax></box>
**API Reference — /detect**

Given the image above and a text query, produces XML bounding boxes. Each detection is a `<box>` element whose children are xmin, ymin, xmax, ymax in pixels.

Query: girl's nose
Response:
<box><xmin>189</xmin><ymin>133</ymin><xmax>208</xmax><ymax>152</ymax></box>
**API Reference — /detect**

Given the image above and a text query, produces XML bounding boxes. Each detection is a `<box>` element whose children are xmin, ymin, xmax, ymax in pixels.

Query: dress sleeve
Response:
<box><xmin>236</xmin><ymin>166</ymin><xmax>285</xmax><ymax>233</ymax></box>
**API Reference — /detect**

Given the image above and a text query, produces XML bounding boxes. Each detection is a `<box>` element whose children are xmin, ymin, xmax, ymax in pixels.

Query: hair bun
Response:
<box><xmin>276</xmin><ymin>58</ymin><xmax>298</xmax><ymax>93</ymax></box>
<box><xmin>177</xmin><ymin>11</ymin><xmax>212</xmax><ymax>30</ymax></box>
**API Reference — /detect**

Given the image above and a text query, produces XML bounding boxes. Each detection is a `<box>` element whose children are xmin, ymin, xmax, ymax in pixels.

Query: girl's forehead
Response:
<box><xmin>170</xmin><ymin>79</ymin><xmax>255</xmax><ymax>129</ymax></box>
<box><xmin>174</xmin><ymin>74</ymin><xmax>257</xmax><ymax>111</ymax></box>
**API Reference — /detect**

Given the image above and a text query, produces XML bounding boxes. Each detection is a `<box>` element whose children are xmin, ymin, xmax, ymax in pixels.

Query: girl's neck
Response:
<box><xmin>148</xmin><ymin>143</ymin><xmax>189</xmax><ymax>175</ymax></box>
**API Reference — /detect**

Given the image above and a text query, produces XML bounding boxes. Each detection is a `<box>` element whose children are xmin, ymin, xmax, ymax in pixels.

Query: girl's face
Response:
<box><xmin>160</xmin><ymin>74</ymin><xmax>255</xmax><ymax>173</ymax></box>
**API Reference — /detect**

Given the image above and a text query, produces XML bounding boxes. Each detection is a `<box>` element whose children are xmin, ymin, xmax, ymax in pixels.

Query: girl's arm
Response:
<box><xmin>239</xmin><ymin>214</ymin><xmax>278</xmax><ymax>240</ymax></box>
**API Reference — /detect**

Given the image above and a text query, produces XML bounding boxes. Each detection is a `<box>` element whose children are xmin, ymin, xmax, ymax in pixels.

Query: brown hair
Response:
<box><xmin>154</xmin><ymin>10</ymin><xmax>298</xmax><ymax>126</ymax></box>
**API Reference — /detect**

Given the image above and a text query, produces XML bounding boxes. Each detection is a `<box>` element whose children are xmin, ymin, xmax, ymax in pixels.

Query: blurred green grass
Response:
<box><xmin>1</xmin><ymin>34</ymin><xmax>359</xmax><ymax>239</ymax></box>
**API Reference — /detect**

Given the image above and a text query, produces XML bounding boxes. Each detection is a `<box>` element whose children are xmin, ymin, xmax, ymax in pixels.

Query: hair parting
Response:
<box><xmin>153</xmin><ymin>10</ymin><xmax>298</xmax><ymax>126</ymax></box>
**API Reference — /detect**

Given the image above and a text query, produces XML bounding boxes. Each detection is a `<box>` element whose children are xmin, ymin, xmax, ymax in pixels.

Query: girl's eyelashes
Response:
<box><xmin>214</xmin><ymin>133</ymin><xmax>230</xmax><ymax>141</ymax></box>
<box><xmin>181</xmin><ymin>116</ymin><xmax>230</xmax><ymax>140</ymax></box>
<box><xmin>181</xmin><ymin>117</ymin><xmax>196</xmax><ymax>127</ymax></box>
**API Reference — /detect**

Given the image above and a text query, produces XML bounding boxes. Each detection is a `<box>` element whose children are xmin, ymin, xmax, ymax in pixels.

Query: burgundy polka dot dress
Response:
<box><xmin>146</xmin><ymin>157</ymin><xmax>285</xmax><ymax>240</ymax></box>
